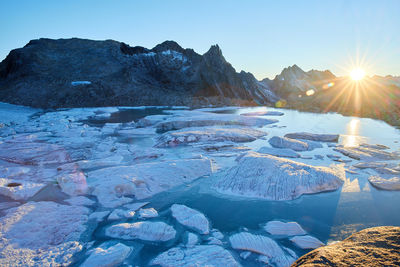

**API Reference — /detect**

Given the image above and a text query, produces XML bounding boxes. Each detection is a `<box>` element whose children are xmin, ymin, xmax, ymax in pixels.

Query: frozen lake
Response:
<box><xmin>1</xmin><ymin>103</ymin><xmax>400</xmax><ymax>266</ymax></box>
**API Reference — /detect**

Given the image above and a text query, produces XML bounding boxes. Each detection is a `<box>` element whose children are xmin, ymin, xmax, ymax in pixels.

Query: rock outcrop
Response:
<box><xmin>292</xmin><ymin>226</ymin><xmax>400</xmax><ymax>266</ymax></box>
<box><xmin>0</xmin><ymin>38</ymin><xmax>278</xmax><ymax>108</ymax></box>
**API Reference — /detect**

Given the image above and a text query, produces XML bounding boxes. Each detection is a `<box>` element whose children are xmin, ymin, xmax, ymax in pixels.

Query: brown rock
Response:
<box><xmin>292</xmin><ymin>226</ymin><xmax>400</xmax><ymax>266</ymax></box>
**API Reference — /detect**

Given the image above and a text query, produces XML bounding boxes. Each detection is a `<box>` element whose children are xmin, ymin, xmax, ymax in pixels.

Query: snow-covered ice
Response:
<box><xmin>269</xmin><ymin>136</ymin><xmax>309</xmax><ymax>151</ymax></box>
<box><xmin>368</xmin><ymin>176</ymin><xmax>400</xmax><ymax>190</ymax></box>
<box><xmin>81</xmin><ymin>242</ymin><xmax>132</xmax><ymax>267</ymax></box>
<box><xmin>138</xmin><ymin>208</ymin><xmax>158</xmax><ymax>218</ymax></box>
<box><xmin>171</xmin><ymin>204</ymin><xmax>210</xmax><ymax>234</ymax></box>
<box><xmin>105</xmin><ymin>221</ymin><xmax>176</xmax><ymax>242</ymax></box>
<box><xmin>264</xmin><ymin>221</ymin><xmax>307</xmax><ymax>236</ymax></box>
<box><xmin>0</xmin><ymin>178</ymin><xmax>45</xmax><ymax>200</ymax></box>
<box><xmin>87</xmin><ymin>158</ymin><xmax>212</xmax><ymax>207</ymax></box>
<box><xmin>258</xmin><ymin>146</ymin><xmax>300</xmax><ymax>158</ymax></box>
<box><xmin>155</xmin><ymin>126</ymin><xmax>267</xmax><ymax>147</ymax></box>
<box><xmin>214</xmin><ymin>152</ymin><xmax>345</xmax><ymax>200</ymax></box>
<box><xmin>229</xmin><ymin>232</ymin><xmax>296</xmax><ymax>267</ymax></box>
<box><xmin>290</xmin><ymin>235</ymin><xmax>324</xmax><ymax>249</ymax></box>
<box><xmin>151</xmin><ymin>245</ymin><xmax>240</xmax><ymax>267</ymax></box>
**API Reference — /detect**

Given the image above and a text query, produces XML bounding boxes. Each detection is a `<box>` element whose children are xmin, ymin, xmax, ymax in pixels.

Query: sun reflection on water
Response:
<box><xmin>342</xmin><ymin>118</ymin><xmax>361</xmax><ymax>147</ymax></box>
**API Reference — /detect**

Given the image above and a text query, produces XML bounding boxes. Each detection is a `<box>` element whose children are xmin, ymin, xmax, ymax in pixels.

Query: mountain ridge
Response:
<box><xmin>0</xmin><ymin>38</ymin><xmax>278</xmax><ymax>108</ymax></box>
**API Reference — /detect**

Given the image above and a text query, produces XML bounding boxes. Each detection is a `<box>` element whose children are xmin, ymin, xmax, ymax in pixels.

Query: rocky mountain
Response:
<box><xmin>261</xmin><ymin>64</ymin><xmax>336</xmax><ymax>100</ymax></box>
<box><xmin>264</xmin><ymin>64</ymin><xmax>400</xmax><ymax>126</ymax></box>
<box><xmin>0</xmin><ymin>38</ymin><xmax>278</xmax><ymax>108</ymax></box>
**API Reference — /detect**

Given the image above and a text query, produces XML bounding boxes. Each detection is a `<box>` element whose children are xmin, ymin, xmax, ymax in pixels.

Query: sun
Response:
<box><xmin>350</xmin><ymin>68</ymin><xmax>366</xmax><ymax>81</ymax></box>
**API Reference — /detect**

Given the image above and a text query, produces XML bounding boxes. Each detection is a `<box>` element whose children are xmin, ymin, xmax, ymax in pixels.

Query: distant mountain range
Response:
<box><xmin>0</xmin><ymin>38</ymin><xmax>399</xmax><ymax>125</ymax></box>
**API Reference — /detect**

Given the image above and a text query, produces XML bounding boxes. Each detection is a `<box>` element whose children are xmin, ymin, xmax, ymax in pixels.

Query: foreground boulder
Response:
<box><xmin>155</xmin><ymin>126</ymin><xmax>267</xmax><ymax>147</ymax></box>
<box><xmin>292</xmin><ymin>226</ymin><xmax>400</xmax><ymax>266</ymax></box>
<box><xmin>0</xmin><ymin>201</ymin><xmax>89</xmax><ymax>266</ymax></box>
<box><xmin>214</xmin><ymin>152</ymin><xmax>344</xmax><ymax>200</ymax></box>
<box><xmin>151</xmin><ymin>245</ymin><xmax>240</xmax><ymax>266</ymax></box>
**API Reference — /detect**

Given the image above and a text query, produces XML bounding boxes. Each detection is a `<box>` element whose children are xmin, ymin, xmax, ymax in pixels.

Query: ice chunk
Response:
<box><xmin>151</xmin><ymin>245</ymin><xmax>240</xmax><ymax>267</ymax></box>
<box><xmin>171</xmin><ymin>204</ymin><xmax>210</xmax><ymax>234</ymax></box>
<box><xmin>368</xmin><ymin>176</ymin><xmax>400</xmax><ymax>190</ymax></box>
<box><xmin>285</xmin><ymin>132</ymin><xmax>339</xmax><ymax>142</ymax></box>
<box><xmin>105</xmin><ymin>221</ymin><xmax>176</xmax><ymax>242</ymax></box>
<box><xmin>87</xmin><ymin>159</ymin><xmax>212</xmax><ymax>207</ymax></box>
<box><xmin>214</xmin><ymin>152</ymin><xmax>344</xmax><ymax>201</ymax></box>
<box><xmin>0</xmin><ymin>201</ymin><xmax>89</xmax><ymax>265</ymax></box>
<box><xmin>258</xmin><ymin>147</ymin><xmax>300</xmax><ymax>158</ymax></box>
<box><xmin>264</xmin><ymin>221</ymin><xmax>307</xmax><ymax>236</ymax></box>
<box><xmin>0</xmin><ymin>178</ymin><xmax>45</xmax><ymax>200</ymax></box>
<box><xmin>155</xmin><ymin>126</ymin><xmax>267</xmax><ymax>147</ymax></box>
<box><xmin>290</xmin><ymin>235</ymin><xmax>324</xmax><ymax>249</ymax></box>
<box><xmin>269</xmin><ymin>136</ymin><xmax>308</xmax><ymax>151</ymax></box>
<box><xmin>81</xmin><ymin>242</ymin><xmax>132</xmax><ymax>267</ymax></box>
<box><xmin>138</xmin><ymin>208</ymin><xmax>158</xmax><ymax>218</ymax></box>
<box><xmin>230</xmin><ymin>232</ymin><xmax>296</xmax><ymax>267</ymax></box>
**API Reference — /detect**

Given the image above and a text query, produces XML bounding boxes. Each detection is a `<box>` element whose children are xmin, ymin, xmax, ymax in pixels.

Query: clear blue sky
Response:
<box><xmin>1</xmin><ymin>0</ymin><xmax>399</xmax><ymax>79</ymax></box>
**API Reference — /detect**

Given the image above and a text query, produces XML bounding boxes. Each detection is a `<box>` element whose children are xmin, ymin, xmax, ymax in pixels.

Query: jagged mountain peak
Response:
<box><xmin>152</xmin><ymin>40</ymin><xmax>185</xmax><ymax>53</ymax></box>
<box><xmin>204</xmin><ymin>44</ymin><xmax>223</xmax><ymax>57</ymax></box>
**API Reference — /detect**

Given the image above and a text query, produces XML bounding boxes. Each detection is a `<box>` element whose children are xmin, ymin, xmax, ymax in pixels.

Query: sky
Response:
<box><xmin>0</xmin><ymin>0</ymin><xmax>399</xmax><ymax>79</ymax></box>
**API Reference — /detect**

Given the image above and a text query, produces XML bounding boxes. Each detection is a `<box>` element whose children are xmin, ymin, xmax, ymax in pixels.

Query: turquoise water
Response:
<box><xmin>87</xmin><ymin>106</ymin><xmax>400</xmax><ymax>265</ymax></box>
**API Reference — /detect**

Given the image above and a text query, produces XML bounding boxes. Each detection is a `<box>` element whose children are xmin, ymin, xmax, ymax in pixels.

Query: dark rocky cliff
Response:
<box><xmin>0</xmin><ymin>38</ymin><xmax>278</xmax><ymax>108</ymax></box>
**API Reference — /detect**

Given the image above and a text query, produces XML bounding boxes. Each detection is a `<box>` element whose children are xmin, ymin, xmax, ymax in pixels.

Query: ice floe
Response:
<box><xmin>185</xmin><ymin>232</ymin><xmax>199</xmax><ymax>247</ymax></box>
<box><xmin>87</xmin><ymin>158</ymin><xmax>212</xmax><ymax>207</ymax></box>
<box><xmin>269</xmin><ymin>136</ymin><xmax>309</xmax><ymax>151</ymax></box>
<box><xmin>108</xmin><ymin>209</ymin><xmax>136</xmax><ymax>220</ymax></box>
<box><xmin>88</xmin><ymin>211</ymin><xmax>110</xmax><ymax>222</ymax></box>
<box><xmin>334</xmin><ymin>146</ymin><xmax>399</xmax><ymax>161</ymax></box>
<box><xmin>229</xmin><ymin>232</ymin><xmax>296</xmax><ymax>267</ymax></box>
<box><xmin>258</xmin><ymin>147</ymin><xmax>300</xmax><ymax>158</ymax></box>
<box><xmin>368</xmin><ymin>176</ymin><xmax>400</xmax><ymax>190</ymax></box>
<box><xmin>154</xmin><ymin>110</ymin><xmax>277</xmax><ymax>132</ymax></box>
<box><xmin>81</xmin><ymin>242</ymin><xmax>132</xmax><ymax>267</ymax></box>
<box><xmin>155</xmin><ymin>126</ymin><xmax>267</xmax><ymax>147</ymax></box>
<box><xmin>0</xmin><ymin>178</ymin><xmax>45</xmax><ymax>200</ymax></box>
<box><xmin>171</xmin><ymin>204</ymin><xmax>210</xmax><ymax>234</ymax></box>
<box><xmin>214</xmin><ymin>152</ymin><xmax>345</xmax><ymax>200</ymax></box>
<box><xmin>264</xmin><ymin>221</ymin><xmax>307</xmax><ymax>236</ymax></box>
<box><xmin>138</xmin><ymin>208</ymin><xmax>158</xmax><ymax>218</ymax></box>
<box><xmin>65</xmin><ymin>196</ymin><xmax>95</xmax><ymax>206</ymax></box>
<box><xmin>290</xmin><ymin>235</ymin><xmax>324</xmax><ymax>249</ymax></box>
<box><xmin>151</xmin><ymin>245</ymin><xmax>240</xmax><ymax>266</ymax></box>
<box><xmin>105</xmin><ymin>221</ymin><xmax>176</xmax><ymax>242</ymax></box>
<box><xmin>285</xmin><ymin>132</ymin><xmax>339</xmax><ymax>142</ymax></box>
<box><xmin>0</xmin><ymin>201</ymin><xmax>89</xmax><ymax>266</ymax></box>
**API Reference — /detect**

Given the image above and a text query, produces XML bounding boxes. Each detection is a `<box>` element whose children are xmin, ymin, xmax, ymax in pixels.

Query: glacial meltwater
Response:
<box><xmin>1</xmin><ymin>103</ymin><xmax>400</xmax><ymax>266</ymax></box>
